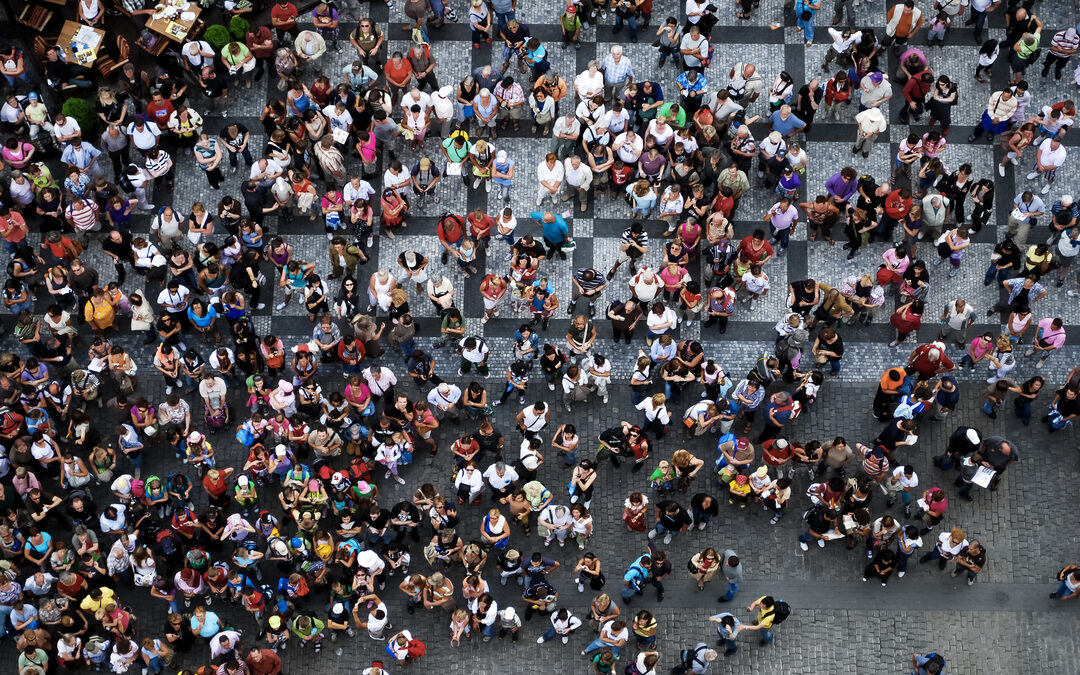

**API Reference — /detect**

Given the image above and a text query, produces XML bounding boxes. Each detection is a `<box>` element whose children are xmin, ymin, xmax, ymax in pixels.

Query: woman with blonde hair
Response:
<box><xmin>626</xmin><ymin>179</ymin><xmax>657</xmax><ymax>220</ymax></box>
<box><xmin>635</xmin><ymin>392</ymin><xmax>670</xmax><ymax>438</ymax></box>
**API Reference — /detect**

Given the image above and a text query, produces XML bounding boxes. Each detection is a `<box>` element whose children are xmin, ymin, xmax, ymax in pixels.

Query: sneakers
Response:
<box><xmin>998</xmin><ymin>165</ymin><xmax>1006</xmax><ymax>177</ymax></box>
<box><xmin>562</xmin><ymin>635</ymin><xmax>569</xmax><ymax>644</ymax></box>
<box><xmin>647</xmin><ymin>529</ymin><xmax>657</xmax><ymax>540</ymax></box>
<box><xmin>1026</xmin><ymin>171</ymin><xmax>1040</xmax><ymax>180</ymax></box>
<box><xmin>537</xmin><ymin>636</ymin><xmax>545</xmax><ymax>644</ymax></box>
<box><xmin>799</xmin><ymin>541</ymin><xmax>809</xmax><ymax>551</ymax></box>
<box><xmin>275</xmin><ymin>302</ymin><xmax>287</xmax><ymax>310</ymax></box>
<box><xmin>950</xmin><ymin>569</ymin><xmax>960</xmax><ymax>578</ymax></box>
<box><xmin>866</xmin><ymin>550</ymin><xmax>873</xmax><ymax>559</ymax></box>
<box><xmin>663</xmin><ymin>532</ymin><xmax>673</xmax><ymax>544</ymax></box>
<box><xmin>1042</xmin><ymin>184</ymin><xmax>1052</xmax><ymax>195</ymax></box>
<box><xmin>548</xmin><ymin>383</ymin><xmax>556</xmax><ymax>391</ymax></box>
<box><xmin>544</xmin><ymin>536</ymin><xmax>553</xmax><ymax>546</ymax></box>
<box><xmin>817</xmin><ymin>539</ymin><xmax>825</xmax><ymax>548</ymax></box>
<box><xmin>897</xmin><ymin>571</ymin><xmax>905</xmax><ymax>578</ymax></box>
<box><xmin>862</xmin><ymin>577</ymin><xmax>867</xmax><ymax>582</ymax></box>
<box><xmin>967</xmin><ymin>577</ymin><xmax>975</xmax><ymax>586</ymax></box>
<box><xmin>770</xmin><ymin>514</ymin><xmax>781</xmax><ymax>525</ymax></box>
<box><xmin>697</xmin><ymin>521</ymin><xmax>707</xmax><ymax>530</ymax></box>
<box><xmin>577</xmin><ymin>581</ymin><xmax>585</xmax><ymax>592</ymax></box>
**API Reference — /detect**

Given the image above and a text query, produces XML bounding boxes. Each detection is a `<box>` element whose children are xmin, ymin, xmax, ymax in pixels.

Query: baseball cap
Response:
<box><xmin>869</xmin><ymin>71</ymin><xmax>883</xmax><ymax>83</ymax></box>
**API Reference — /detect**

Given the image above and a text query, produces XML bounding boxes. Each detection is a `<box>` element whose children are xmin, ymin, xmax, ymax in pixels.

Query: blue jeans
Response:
<box><xmin>584</xmin><ymin>637</ymin><xmax>620</xmax><ymax>659</ymax></box>
<box><xmin>718</xmin><ymin>634</ymin><xmax>737</xmax><ymax>653</ymax></box>
<box><xmin>984</xmin><ymin>262</ymin><xmax>1012</xmax><ymax>285</ymax></box>
<box><xmin>896</xmin><ymin>548</ymin><xmax>914</xmax><ymax>574</ymax></box>
<box><xmin>772</xmin><ymin>227</ymin><xmax>790</xmax><ymax>250</ymax></box>
<box><xmin>829</xmin><ymin>359</ymin><xmax>841</xmax><ymax>374</ymax></box>
<box><xmin>759</xmin><ymin>628</ymin><xmax>774</xmax><ymax>644</ymax></box>
<box><xmin>722</xmin><ymin>580</ymin><xmax>738</xmax><ymax>601</ymax></box>
<box><xmin>495</xmin><ymin>10</ymin><xmax>515</xmax><ymax>27</ymax></box>
<box><xmin>614</xmin><ymin>14</ymin><xmax>638</xmax><ymax>38</ymax></box>
<box><xmin>691</xmin><ymin>508</ymin><xmax>712</xmax><ymax>528</ymax></box>
<box><xmin>540</xmin><ymin>626</ymin><xmax>559</xmax><ymax>642</ymax></box>
<box><xmin>1015</xmin><ymin>397</ymin><xmax>1032</xmax><ymax>425</ymax></box>
<box><xmin>0</xmin><ymin>604</ymin><xmax>12</xmax><ymax>637</ymax></box>
<box><xmin>654</xmin><ymin>522</ymin><xmax>677</xmax><ymax>541</ymax></box>
<box><xmin>798</xmin><ymin>531</ymin><xmax>814</xmax><ymax>545</ymax></box>
<box><xmin>796</xmin><ymin>12</ymin><xmax>815</xmax><ymax>42</ymax></box>
<box><xmin>3</xmin><ymin>72</ymin><xmax>30</xmax><ymax>87</ymax></box>
<box><xmin>657</xmin><ymin>44</ymin><xmax>679</xmax><ymax>62</ymax></box>
<box><xmin>954</xmin><ymin>563</ymin><xmax>977</xmax><ymax>581</ymax></box>
<box><xmin>482</xmin><ymin>621</ymin><xmax>497</xmax><ymax>639</ymax></box>
<box><xmin>1056</xmin><ymin>579</ymin><xmax>1075</xmax><ymax>597</ymax></box>
<box><xmin>7</xmin><ymin>299</ymin><xmax>30</xmax><ymax>315</ymax></box>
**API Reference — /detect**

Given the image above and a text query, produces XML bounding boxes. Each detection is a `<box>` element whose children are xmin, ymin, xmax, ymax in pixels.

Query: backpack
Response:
<box><xmin>156</xmin><ymin>527</ymin><xmax>180</xmax><ymax>556</ymax></box>
<box><xmin>406</xmin><ymin>638</ymin><xmax>426</xmax><ymax>658</ymax></box>
<box><xmin>767</xmin><ymin>600</ymin><xmax>791</xmax><ymax>625</ymax></box>
<box><xmin>924</xmin><ymin>653</ymin><xmax>946</xmax><ymax>674</ymax></box>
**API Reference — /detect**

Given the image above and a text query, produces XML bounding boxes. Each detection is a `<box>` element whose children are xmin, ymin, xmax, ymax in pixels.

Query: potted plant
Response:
<box><xmin>229</xmin><ymin>15</ymin><xmax>249</xmax><ymax>41</ymax></box>
<box><xmin>204</xmin><ymin>24</ymin><xmax>231</xmax><ymax>53</ymax></box>
<box><xmin>61</xmin><ymin>98</ymin><xmax>96</xmax><ymax>138</ymax></box>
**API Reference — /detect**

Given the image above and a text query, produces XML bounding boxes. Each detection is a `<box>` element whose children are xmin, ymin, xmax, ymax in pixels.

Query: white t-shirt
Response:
<box><xmin>1038</xmin><ymin>138</ymin><xmax>1068</xmax><ymax>169</ymax></box>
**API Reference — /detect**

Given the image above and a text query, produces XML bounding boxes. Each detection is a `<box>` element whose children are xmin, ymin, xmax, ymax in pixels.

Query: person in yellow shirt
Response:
<box><xmin>79</xmin><ymin>586</ymin><xmax>116</xmax><ymax>613</ymax></box>
<box><xmin>742</xmin><ymin>595</ymin><xmax>786</xmax><ymax>645</ymax></box>
<box><xmin>727</xmin><ymin>474</ymin><xmax>752</xmax><ymax>507</ymax></box>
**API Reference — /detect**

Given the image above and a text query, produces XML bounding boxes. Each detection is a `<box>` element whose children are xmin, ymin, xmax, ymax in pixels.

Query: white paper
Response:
<box><xmin>75</xmin><ymin>26</ymin><xmax>102</xmax><ymax>49</ymax></box>
<box><xmin>180</xmin><ymin>11</ymin><xmax>196</xmax><ymax>20</ymax></box>
<box><xmin>445</xmin><ymin>161</ymin><xmax>463</xmax><ymax>176</ymax></box>
<box><xmin>972</xmin><ymin>466</ymin><xmax>996</xmax><ymax>488</ymax></box>
<box><xmin>331</xmin><ymin>128</ymin><xmax>350</xmax><ymax>145</ymax></box>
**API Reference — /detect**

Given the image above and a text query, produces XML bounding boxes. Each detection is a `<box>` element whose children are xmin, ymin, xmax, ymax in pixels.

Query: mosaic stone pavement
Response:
<box><xmin>6</xmin><ymin>0</ymin><xmax>1080</xmax><ymax>672</ymax></box>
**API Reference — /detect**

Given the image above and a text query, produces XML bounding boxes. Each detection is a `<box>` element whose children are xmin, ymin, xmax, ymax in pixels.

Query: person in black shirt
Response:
<box><xmin>597</xmin><ymin>420</ymin><xmax>630</xmax><ymax>467</ymax></box>
<box><xmin>798</xmin><ymin>505</ymin><xmax>836</xmax><ymax>550</ymax></box>
<box><xmin>242</xmin><ymin>181</ymin><xmax>278</xmax><ymax>226</ymax></box>
<box><xmin>511</xmin><ymin>234</ymin><xmax>547</xmax><ymax>261</ymax></box>
<box><xmin>200</xmin><ymin>66</ymin><xmax>230</xmax><ymax>116</ymax></box>
<box><xmin>650</xmin><ymin>500</ymin><xmax>692</xmax><ymax>545</ymax></box>
<box><xmin>390</xmin><ymin>501</ymin><xmax>421</xmax><ymax>542</ymax></box>
<box><xmin>984</xmin><ymin>239</ymin><xmax>1020</xmax><ymax>286</ymax></box>
<box><xmin>690</xmin><ymin>493</ymin><xmax>719</xmax><ymax>531</ymax></box>
<box><xmin>606</xmin><ymin>298</ymin><xmax>643</xmax><ymax>344</ymax></box>
<box><xmin>855</xmin><ymin>176</ymin><xmax>888</xmax><ymax>220</ymax></box>
<box><xmin>102</xmin><ymin>229</ymin><xmax>133</xmax><ymax>285</ymax></box>
<box><xmin>365</xmin><ymin>505</ymin><xmax>393</xmax><ymax>547</ymax></box>
<box><xmin>219</xmin><ymin>123</ymin><xmax>253</xmax><ymax>171</ymax></box>
<box><xmin>473</xmin><ymin>421</ymin><xmax>505</xmax><ymax>460</ymax></box>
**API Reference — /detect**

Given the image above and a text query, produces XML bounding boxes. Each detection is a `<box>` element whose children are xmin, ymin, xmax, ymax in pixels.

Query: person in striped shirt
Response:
<box><xmin>1042</xmin><ymin>27</ymin><xmax>1078</xmax><ymax>80</ymax></box>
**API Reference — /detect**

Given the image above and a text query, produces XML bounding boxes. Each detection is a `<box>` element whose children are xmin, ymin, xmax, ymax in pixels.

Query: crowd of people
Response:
<box><xmin>0</xmin><ymin>0</ymin><xmax>1076</xmax><ymax>674</ymax></box>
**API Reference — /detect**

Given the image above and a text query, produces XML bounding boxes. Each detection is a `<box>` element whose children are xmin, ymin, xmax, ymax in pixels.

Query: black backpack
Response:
<box><xmin>923</xmin><ymin>653</ymin><xmax>946</xmax><ymax>674</ymax></box>
<box><xmin>767</xmin><ymin>600</ymin><xmax>791</xmax><ymax>625</ymax></box>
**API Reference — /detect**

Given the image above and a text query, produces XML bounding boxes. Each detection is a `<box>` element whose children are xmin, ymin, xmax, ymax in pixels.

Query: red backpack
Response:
<box><xmin>406</xmin><ymin>639</ymin><xmax>426</xmax><ymax>658</ymax></box>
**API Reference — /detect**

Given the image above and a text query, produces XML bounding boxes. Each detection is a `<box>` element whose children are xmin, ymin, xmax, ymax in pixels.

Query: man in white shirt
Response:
<box><xmin>125</xmin><ymin>118</ymin><xmax>161</xmax><ymax>152</ymax></box>
<box><xmin>517</xmin><ymin>401</ymin><xmax>549</xmax><ymax>439</ymax></box>
<box><xmin>937</xmin><ymin>298</ymin><xmax>975</xmax><ymax>349</ymax></box>
<box><xmin>343</xmin><ymin>175</ymin><xmax>376</xmax><ymax>206</ymax></box>
<box><xmin>400</xmin><ymin>87</ymin><xmax>433</xmax><ymax>116</ymax></box>
<box><xmin>587</xmin><ymin>354</ymin><xmax>612</xmax><ymax>404</ymax></box>
<box><xmin>538</xmin><ymin>504</ymin><xmax>573</xmax><ymax>546</ymax></box>
<box><xmin>249</xmin><ymin>158</ymin><xmax>283</xmax><ymax>188</ymax></box>
<box><xmin>199</xmin><ymin>374</ymin><xmax>228</xmax><ymax>416</ymax></box>
<box><xmin>483</xmin><ymin>461</ymin><xmax>519</xmax><ymax>500</ymax></box>
<box><xmin>427</xmin><ymin>383</ymin><xmax>462</xmax><ymax>421</ymax></box>
<box><xmin>613</xmin><ymin>129</ymin><xmax>643</xmax><ymax>164</ymax></box>
<box><xmin>323</xmin><ymin>101</ymin><xmax>354</xmax><ymax>132</ymax></box>
<box><xmin>551</xmin><ymin>113</ymin><xmax>581</xmax><ymax>160</ymax></box>
<box><xmin>156</xmin><ymin>280</ymin><xmax>191</xmax><ymax>317</ymax></box>
<box><xmin>629</xmin><ymin>267</ymin><xmax>662</xmax><ymax>304</ymax></box>
<box><xmin>822</xmin><ymin>27</ymin><xmax>862</xmax><ymax>71</ymax></box>
<box><xmin>536</xmin><ymin>153</ymin><xmax>565</xmax><ymax>207</ymax></box>
<box><xmin>1027</xmin><ymin>135</ymin><xmax>1068</xmax><ymax>195</ymax></box>
<box><xmin>383</xmin><ymin>161</ymin><xmax>412</xmax><ymax>194</ymax></box>
<box><xmin>51</xmin><ymin>114</ymin><xmax>81</xmax><ymax>146</ymax></box>
<box><xmin>458</xmin><ymin>337</ymin><xmax>490</xmax><ymax>377</ymax></box>
<box><xmin>181</xmin><ymin>40</ymin><xmax>215</xmax><ymax>73</ymax></box>
<box><xmin>562</xmin><ymin>155</ymin><xmax>593</xmax><ymax>211</ymax></box>
<box><xmin>679</xmin><ymin>24</ymin><xmax>709</xmax><ymax>72</ymax></box>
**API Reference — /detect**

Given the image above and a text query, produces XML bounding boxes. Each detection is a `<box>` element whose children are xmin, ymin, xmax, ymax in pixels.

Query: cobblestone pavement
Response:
<box><xmin>4</xmin><ymin>0</ymin><xmax>1080</xmax><ymax>672</ymax></box>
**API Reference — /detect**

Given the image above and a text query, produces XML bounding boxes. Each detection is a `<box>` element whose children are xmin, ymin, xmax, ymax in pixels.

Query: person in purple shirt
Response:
<box><xmin>825</xmin><ymin>166</ymin><xmax>858</xmax><ymax>213</ymax></box>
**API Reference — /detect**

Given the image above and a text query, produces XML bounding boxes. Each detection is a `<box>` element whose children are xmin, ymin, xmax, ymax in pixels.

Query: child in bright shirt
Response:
<box><xmin>728</xmin><ymin>473</ymin><xmax>752</xmax><ymax>507</ymax></box>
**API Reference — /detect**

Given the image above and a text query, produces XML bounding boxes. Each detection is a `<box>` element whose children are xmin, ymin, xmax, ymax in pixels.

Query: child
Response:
<box><xmin>728</xmin><ymin>473</ymin><xmax>752</xmax><ymax>507</ymax></box>
<box><xmin>648</xmin><ymin>460</ymin><xmax>675</xmax><ymax>491</ymax></box>
<box><xmin>982</xmin><ymin>379</ymin><xmax>1013</xmax><ymax>419</ymax></box>
<box><xmin>793</xmin><ymin>370</ymin><xmax>823</xmax><ymax>408</ymax></box>
<box><xmin>985</xmin><ymin>334</ymin><xmax>1016</xmax><ymax>384</ymax></box>
<box><xmin>927</xmin><ymin>11</ymin><xmax>950</xmax><ymax>45</ymax></box>
<box><xmin>975</xmin><ymin>39</ymin><xmax>999</xmax><ymax>83</ymax></box>
<box><xmin>450</xmin><ymin>608</ymin><xmax>471</xmax><ymax>646</ymax></box>
<box><xmin>776</xmin><ymin>166</ymin><xmax>802</xmax><ymax>199</ymax></box>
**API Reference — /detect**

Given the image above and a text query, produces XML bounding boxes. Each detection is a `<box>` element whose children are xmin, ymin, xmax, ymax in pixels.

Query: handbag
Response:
<box><xmin>236</xmin><ymin>423</ymin><xmax>256</xmax><ymax>446</ymax></box>
<box><xmin>686</xmin><ymin>557</ymin><xmax>698</xmax><ymax>573</ymax></box>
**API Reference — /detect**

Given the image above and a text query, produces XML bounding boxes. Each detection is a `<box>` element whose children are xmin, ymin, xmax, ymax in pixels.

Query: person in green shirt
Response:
<box><xmin>440</xmin><ymin>132</ymin><xmax>473</xmax><ymax>185</ymax></box>
<box><xmin>290</xmin><ymin>613</ymin><xmax>326</xmax><ymax>653</ymax></box>
<box><xmin>1009</xmin><ymin>31</ymin><xmax>1042</xmax><ymax>84</ymax></box>
<box><xmin>221</xmin><ymin>42</ymin><xmax>256</xmax><ymax>89</ymax></box>
<box><xmin>592</xmin><ymin>647</ymin><xmax>616</xmax><ymax>674</ymax></box>
<box><xmin>657</xmin><ymin>101</ymin><xmax>686</xmax><ymax>128</ymax></box>
<box><xmin>560</xmin><ymin>7</ymin><xmax>583</xmax><ymax>49</ymax></box>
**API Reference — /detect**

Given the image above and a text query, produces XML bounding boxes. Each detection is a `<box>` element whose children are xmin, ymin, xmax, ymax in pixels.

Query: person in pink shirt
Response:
<box><xmin>659</xmin><ymin>262</ymin><xmax>690</xmax><ymax>302</ymax></box>
<box><xmin>959</xmin><ymin>333</ymin><xmax>995</xmax><ymax>371</ymax></box>
<box><xmin>1026</xmin><ymin>317</ymin><xmax>1066</xmax><ymax>368</ymax></box>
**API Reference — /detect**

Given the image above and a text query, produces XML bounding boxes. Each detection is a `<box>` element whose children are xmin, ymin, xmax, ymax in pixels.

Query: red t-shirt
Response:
<box><xmin>884</xmin><ymin>189</ymin><xmax>912</xmax><ymax>219</ymax></box>
<box><xmin>468</xmin><ymin>213</ymin><xmax>494</xmax><ymax>238</ymax></box>
<box><xmin>146</xmin><ymin>99</ymin><xmax>175</xmax><ymax>130</ymax></box>
<box><xmin>271</xmin><ymin>2</ymin><xmax>298</xmax><ymax>27</ymax></box>
<box><xmin>737</xmin><ymin>236</ymin><xmax>774</xmax><ymax>263</ymax></box>
<box><xmin>384</xmin><ymin>59</ymin><xmax>413</xmax><ymax>86</ymax></box>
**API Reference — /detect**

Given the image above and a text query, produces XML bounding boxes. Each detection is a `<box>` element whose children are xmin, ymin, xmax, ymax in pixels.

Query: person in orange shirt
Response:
<box><xmin>384</xmin><ymin>52</ymin><xmax>414</xmax><ymax>107</ymax></box>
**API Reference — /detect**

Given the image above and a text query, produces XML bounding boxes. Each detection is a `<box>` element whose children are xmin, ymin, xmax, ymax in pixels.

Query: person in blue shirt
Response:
<box><xmin>675</xmin><ymin>70</ymin><xmax>707</xmax><ymax>114</ymax></box>
<box><xmin>620</xmin><ymin>553</ymin><xmax>651</xmax><ymax>602</ymax></box>
<box><xmin>708</xmin><ymin>612</ymin><xmax>741</xmax><ymax>655</ymax></box>
<box><xmin>769</xmin><ymin>105</ymin><xmax>807</xmax><ymax>137</ymax></box>
<box><xmin>530</xmin><ymin>210</ymin><xmax>569</xmax><ymax>260</ymax></box>
<box><xmin>911</xmin><ymin>652</ymin><xmax>946</xmax><ymax>675</ymax></box>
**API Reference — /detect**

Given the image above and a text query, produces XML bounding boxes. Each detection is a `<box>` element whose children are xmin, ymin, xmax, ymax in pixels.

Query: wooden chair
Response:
<box><xmin>96</xmin><ymin>35</ymin><xmax>129</xmax><ymax>78</ymax></box>
<box><xmin>17</xmin><ymin>4</ymin><xmax>55</xmax><ymax>32</ymax></box>
<box><xmin>32</xmin><ymin>35</ymin><xmax>55</xmax><ymax>60</ymax></box>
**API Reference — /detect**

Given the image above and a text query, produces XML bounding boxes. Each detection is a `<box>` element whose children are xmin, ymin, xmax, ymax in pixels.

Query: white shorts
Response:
<box><xmin>483</xmin><ymin>296</ymin><xmax>502</xmax><ymax>311</ymax></box>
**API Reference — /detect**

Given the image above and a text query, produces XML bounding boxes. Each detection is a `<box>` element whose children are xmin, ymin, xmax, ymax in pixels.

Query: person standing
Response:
<box><xmin>707</xmin><ymin>613</ymin><xmax>741</xmax><ymax>656</ymax></box>
<box><xmin>1026</xmin><ymin>134</ymin><xmax>1067</xmax><ymax>196</ymax></box>
<box><xmin>741</xmin><ymin>596</ymin><xmax>787</xmax><ymax>645</ymax></box>
<box><xmin>718</xmin><ymin>550</ymin><xmax>742</xmax><ymax>603</ymax></box>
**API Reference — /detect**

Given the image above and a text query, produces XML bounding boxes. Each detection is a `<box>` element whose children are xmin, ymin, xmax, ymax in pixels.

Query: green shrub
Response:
<box><xmin>228</xmin><ymin>15</ymin><xmax>249</xmax><ymax>41</ymax></box>
<box><xmin>205</xmin><ymin>24</ymin><xmax>231</xmax><ymax>53</ymax></box>
<box><xmin>61</xmin><ymin>98</ymin><xmax>96</xmax><ymax>138</ymax></box>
